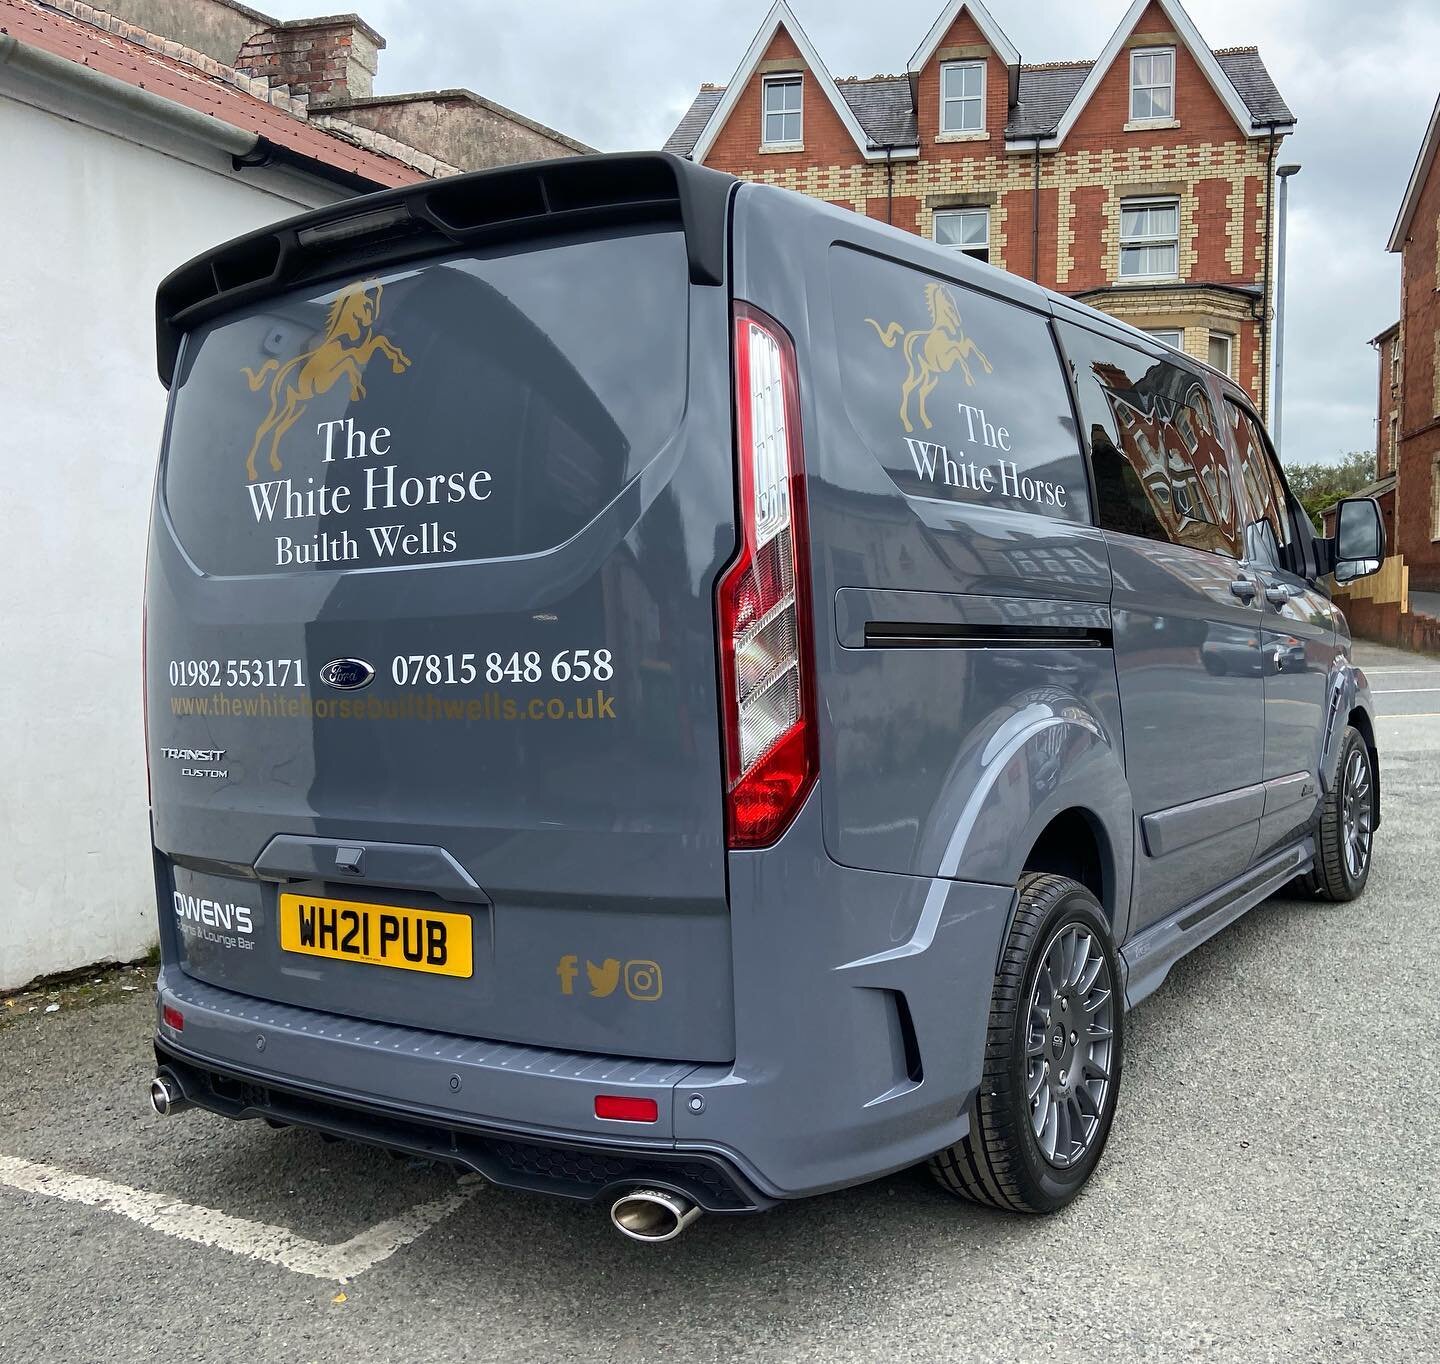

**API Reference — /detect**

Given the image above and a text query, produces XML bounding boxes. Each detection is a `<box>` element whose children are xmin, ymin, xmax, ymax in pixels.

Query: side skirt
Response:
<box><xmin>1119</xmin><ymin>840</ymin><xmax>1313</xmax><ymax>1010</ymax></box>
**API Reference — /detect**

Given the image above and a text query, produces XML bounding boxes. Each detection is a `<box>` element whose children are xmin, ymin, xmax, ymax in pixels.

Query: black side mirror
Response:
<box><xmin>1327</xmin><ymin>496</ymin><xmax>1386</xmax><ymax>585</ymax></box>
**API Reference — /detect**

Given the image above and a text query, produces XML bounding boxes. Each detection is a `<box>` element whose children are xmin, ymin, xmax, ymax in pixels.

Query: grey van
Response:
<box><xmin>145</xmin><ymin>153</ymin><xmax>1386</xmax><ymax>1238</ymax></box>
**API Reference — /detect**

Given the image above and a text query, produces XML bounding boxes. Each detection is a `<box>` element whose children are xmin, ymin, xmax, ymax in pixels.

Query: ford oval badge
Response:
<box><xmin>319</xmin><ymin>658</ymin><xmax>375</xmax><ymax>691</ymax></box>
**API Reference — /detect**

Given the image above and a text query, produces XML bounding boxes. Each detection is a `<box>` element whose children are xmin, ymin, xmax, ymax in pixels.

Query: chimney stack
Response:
<box><xmin>236</xmin><ymin>14</ymin><xmax>385</xmax><ymax>106</ymax></box>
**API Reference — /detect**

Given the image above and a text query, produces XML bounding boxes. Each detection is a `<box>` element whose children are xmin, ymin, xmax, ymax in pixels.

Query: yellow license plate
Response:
<box><xmin>278</xmin><ymin>893</ymin><xmax>473</xmax><ymax>978</ymax></box>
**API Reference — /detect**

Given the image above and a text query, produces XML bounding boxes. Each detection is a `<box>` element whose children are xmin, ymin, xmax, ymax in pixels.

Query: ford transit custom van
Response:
<box><xmin>145</xmin><ymin>153</ymin><xmax>1386</xmax><ymax>1238</ymax></box>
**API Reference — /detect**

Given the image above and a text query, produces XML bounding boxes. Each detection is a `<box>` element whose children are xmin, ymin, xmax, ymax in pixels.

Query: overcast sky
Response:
<box><xmin>263</xmin><ymin>0</ymin><xmax>1440</xmax><ymax>467</ymax></box>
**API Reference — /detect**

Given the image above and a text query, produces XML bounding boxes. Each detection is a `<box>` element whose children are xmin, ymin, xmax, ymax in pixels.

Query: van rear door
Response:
<box><xmin>146</xmin><ymin>158</ymin><xmax>739</xmax><ymax>1063</ymax></box>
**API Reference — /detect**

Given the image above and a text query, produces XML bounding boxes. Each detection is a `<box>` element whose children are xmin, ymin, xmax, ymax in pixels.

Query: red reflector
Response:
<box><xmin>161</xmin><ymin>1004</ymin><xmax>184</xmax><ymax>1032</ymax></box>
<box><xmin>594</xmin><ymin>1095</ymin><xmax>658</xmax><ymax>1123</ymax></box>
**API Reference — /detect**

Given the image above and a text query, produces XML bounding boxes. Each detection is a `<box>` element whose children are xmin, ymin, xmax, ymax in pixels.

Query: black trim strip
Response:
<box><xmin>864</xmin><ymin>621</ymin><xmax>1112</xmax><ymax>649</ymax></box>
<box><xmin>1176</xmin><ymin>845</ymin><xmax>1307</xmax><ymax>932</ymax></box>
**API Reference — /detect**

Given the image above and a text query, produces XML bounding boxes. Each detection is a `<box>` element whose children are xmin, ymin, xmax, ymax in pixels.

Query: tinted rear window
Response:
<box><xmin>162</xmin><ymin>226</ymin><xmax>688</xmax><ymax>575</ymax></box>
<box><xmin>829</xmin><ymin>245</ymin><xmax>1090</xmax><ymax>524</ymax></box>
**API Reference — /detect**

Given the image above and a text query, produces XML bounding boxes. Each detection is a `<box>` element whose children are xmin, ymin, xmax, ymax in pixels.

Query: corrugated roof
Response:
<box><xmin>666</xmin><ymin>47</ymin><xmax>1293</xmax><ymax>154</ymax></box>
<box><xmin>1</xmin><ymin>0</ymin><xmax>426</xmax><ymax>188</ymax></box>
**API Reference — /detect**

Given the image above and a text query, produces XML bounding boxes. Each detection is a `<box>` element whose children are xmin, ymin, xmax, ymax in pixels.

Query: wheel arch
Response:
<box><xmin>1347</xmin><ymin>704</ymin><xmax>1380</xmax><ymax>829</ymax></box>
<box><xmin>1020</xmin><ymin>807</ymin><xmax>1117</xmax><ymax>926</ymax></box>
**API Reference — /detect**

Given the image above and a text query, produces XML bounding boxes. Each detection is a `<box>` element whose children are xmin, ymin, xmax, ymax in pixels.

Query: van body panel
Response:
<box><xmin>727</xmin><ymin>187</ymin><xmax>1123</xmax><ymax>888</ymax></box>
<box><xmin>147</xmin><ymin>219</ymin><xmax>741</xmax><ymax>1063</ymax></box>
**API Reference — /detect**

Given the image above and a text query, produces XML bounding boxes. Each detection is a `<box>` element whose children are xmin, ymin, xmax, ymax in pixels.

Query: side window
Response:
<box><xmin>830</xmin><ymin>246</ymin><xmax>1090</xmax><ymax>523</ymax></box>
<box><xmin>1056</xmin><ymin>320</ymin><xmax>1240</xmax><ymax>557</ymax></box>
<box><xmin>1226</xmin><ymin>401</ymin><xmax>1292</xmax><ymax>569</ymax></box>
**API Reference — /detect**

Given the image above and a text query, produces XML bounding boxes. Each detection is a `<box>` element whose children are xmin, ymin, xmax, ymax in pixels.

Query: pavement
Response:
<box><xmin>2</xmin><ymin>642</ymin><xmax>1438</xmax><ymax>1364</ymax></box>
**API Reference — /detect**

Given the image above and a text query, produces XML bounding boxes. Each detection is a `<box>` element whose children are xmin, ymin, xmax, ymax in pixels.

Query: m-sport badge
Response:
<box><xmin>319</xmin><ymin>658</ymin><xmax>375</xmax><ymax>691</ymax></box>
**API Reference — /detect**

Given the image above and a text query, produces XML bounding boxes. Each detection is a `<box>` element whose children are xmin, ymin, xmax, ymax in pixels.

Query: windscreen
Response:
<box><xmin>161</xmin><ymin>226</ymin><xmax>688</xmax><ymax>576</ymax></box>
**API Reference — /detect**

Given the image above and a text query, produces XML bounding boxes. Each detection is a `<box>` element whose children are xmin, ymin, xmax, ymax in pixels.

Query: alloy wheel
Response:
<box><xmin>1342</xmin><ymin>744</ymin><xmax>1373</xmax><ymax>882</ymax></box>
<box><xmin>1025</xmin><ymin>923</ymin><xmax>1115</xmax><ymax>1169</ymax></box>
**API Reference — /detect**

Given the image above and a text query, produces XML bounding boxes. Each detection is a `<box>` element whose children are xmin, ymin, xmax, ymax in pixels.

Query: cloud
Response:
<box><xmin>259</xmin><ymin>0</ymin><xmax>1435</xmax><ymax>463</ymax></box>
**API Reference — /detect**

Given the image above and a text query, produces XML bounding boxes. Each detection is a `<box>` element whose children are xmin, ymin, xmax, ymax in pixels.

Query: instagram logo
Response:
<box><xmin>623</xmin><ymin>960</ymin><xmax>663</xmax><ymax>1001</ymax></box>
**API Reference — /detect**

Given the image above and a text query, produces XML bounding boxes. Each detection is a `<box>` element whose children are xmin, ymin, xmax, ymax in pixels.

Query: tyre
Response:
<box><xmin>1297</xmin><ymin>725</ymin><xmax>1376</xmax><ymax>902</ymax></box>
<box><xmin>931</xmin><ymin>873</ymin><xmax>1123</xmax><ymax>1214</ymax></box>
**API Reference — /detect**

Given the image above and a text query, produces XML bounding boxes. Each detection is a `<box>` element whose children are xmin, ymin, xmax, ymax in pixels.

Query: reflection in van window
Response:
<box><xmin>1057</xmin><ymin>321</ymin><xmax>1239</xmax><ymax>558</ymax></box>
<box><xmin>162</xmin><ymin>228</ymin><xmax>688</xmax><ymax>576</ymax></box>
<box><xmin>830</xmin><ymin>246</ymin><xmax>1089</xmax><ymax>523</ymax></box>
<box><xmin>1227</xmin><ymin>400</ymin><xmax>1292</xmax><ymax>567</ymax></box>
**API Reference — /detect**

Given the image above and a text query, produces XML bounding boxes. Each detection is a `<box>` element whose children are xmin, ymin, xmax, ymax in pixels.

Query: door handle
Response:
<box><xmin>1264</xmin><ymin>584</ymin><xmax>1293</xmax><ymax>607</ymax></box>
<box><xmin>1228</xmin><ymin>577</ymin><xmax>1257</xmax><ymax>602</ymax></box>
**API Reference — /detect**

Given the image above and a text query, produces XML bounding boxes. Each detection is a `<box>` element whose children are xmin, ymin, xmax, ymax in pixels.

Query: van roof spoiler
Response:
<box><xmin>154</xmin><ymin>151</ymin><xmax>737</xmax><ymax>388</ymax></box>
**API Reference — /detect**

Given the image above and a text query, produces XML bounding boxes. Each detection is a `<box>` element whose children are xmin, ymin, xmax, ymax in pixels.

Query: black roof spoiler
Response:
<box><xmin>154</xmin><ymin>151</ymin><xmax>737</xmax><ymax>388</ymax></box>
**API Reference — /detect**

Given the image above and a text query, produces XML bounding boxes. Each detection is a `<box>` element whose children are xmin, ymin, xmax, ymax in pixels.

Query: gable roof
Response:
<box><xmin>907</xmin><ymin>0</ymin><xmax>1019</xmax><ymax>73</ymax></box>
<box><xmin>668</xmin><ymin>0</ymin><xmax>1292</xmax><ymax>159</ymax></box>
<box><xmin>688</xmin><ymin>1</ymin><xmax>906</xmax><ymax>164</ymax></box>
<box><xmin>1029</xmin><ymin>0</ymin><xmax>1293</xmax><ymax>149</ymax></box>
<box><xmin>1388</xmin><ymin>93</ymin><xmax>1440</xmax><ymax>253</ymax></box>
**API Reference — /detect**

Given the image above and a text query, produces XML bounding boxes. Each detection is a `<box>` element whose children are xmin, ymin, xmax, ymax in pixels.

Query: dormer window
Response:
<box><xmin>1130</xmin><ymin>47</ymin><xmax>1175</xmax><ymax>121</ymax></box>
<box><xmin>940</xmin><ymin>60</ymin><xmax>985</xmax><ymax>133</ymax></box>
<box><xmin>762</xmin><ymin>75</ymin><xmax>803</xmax><ymax>146</ymax></box>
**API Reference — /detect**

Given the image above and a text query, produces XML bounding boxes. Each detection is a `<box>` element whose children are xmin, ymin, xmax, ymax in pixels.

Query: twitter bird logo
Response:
<box><xmin>586</xmin><ymin>958</ymin><xmax>621</xmax><ymax>997</ymax></box>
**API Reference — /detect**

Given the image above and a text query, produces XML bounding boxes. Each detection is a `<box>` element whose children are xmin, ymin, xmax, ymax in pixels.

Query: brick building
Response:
<box><xmin>1359</xmin><ymin>320</ymin><xmax>1400</xmax><ymax>551</ymax></box>
<box><xmin>1385</xmin><ymin>92</ymin><xmax>1440</xmax><ymax>591</ymax></box>
<box><xmin>665</xmin><ymin>0</ymin><xmax>1294</xmax><ymax>413</ymax></box>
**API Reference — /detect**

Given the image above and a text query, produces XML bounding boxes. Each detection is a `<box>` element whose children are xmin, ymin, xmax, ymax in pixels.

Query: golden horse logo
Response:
<box><xmin>241</xmin><ymin>279</ymin><xmax>411</xmax><ymax>482</ymax></box>
<box><xmin>866</xmin><ymin>283</ymin><xmax>992</xmax><ymax>433</ymax></box>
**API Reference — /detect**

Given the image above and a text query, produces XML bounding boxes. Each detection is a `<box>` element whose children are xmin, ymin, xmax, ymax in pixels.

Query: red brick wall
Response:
<box><xmin>1069</xmin><ymin>185</ymin><xmax>1109</xmax><ymax>290</ymax></box>
<box><xmin>913</xmin><ymin>11</ymin><xmax>1008</xmax><ymax>158</ymax></box>
<box><xmin>705</xmin><ymin>27</ymin><xmax>864</xmax><ymax>172</ymax></box>
<box><xmin>1065</xmin><ymin>1</ymin><xmax>1245</xmax><ymax>148</ymax></box>
<box><xmin>1397</xmin><ymin>146</ymin><xmax>1440</xmax><ymax>587</ymax></box>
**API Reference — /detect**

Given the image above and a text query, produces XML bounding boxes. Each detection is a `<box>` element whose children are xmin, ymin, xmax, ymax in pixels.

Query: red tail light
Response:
<box><xmin>161</xmin><ymin>1005</ymin><xmax>184</xmax><ymax>1032</ymax></box>
<box><xmin>717</xmin><ymin>303</ymin><xmax>818</xmax><ymax>849</ymax></box>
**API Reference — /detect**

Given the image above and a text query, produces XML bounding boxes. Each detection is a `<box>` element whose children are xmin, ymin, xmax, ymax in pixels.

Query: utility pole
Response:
<box><xmin>1272</xmin><ymin>163</ymin><xmax>1301</xmax><ymax>450</ymax></box>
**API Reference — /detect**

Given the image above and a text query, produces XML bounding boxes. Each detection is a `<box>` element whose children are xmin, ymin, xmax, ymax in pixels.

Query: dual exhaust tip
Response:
<box><xmin>148</xmin><ymin>1072</ymin><xmax>701</xmax><ymax>1241</ymax></box>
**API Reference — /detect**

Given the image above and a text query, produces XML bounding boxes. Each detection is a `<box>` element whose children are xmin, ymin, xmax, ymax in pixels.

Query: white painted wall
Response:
<box><xmin>0</xmin><ymin>78</ymin><xmax>346</xmax><ymax>989</ymax></box>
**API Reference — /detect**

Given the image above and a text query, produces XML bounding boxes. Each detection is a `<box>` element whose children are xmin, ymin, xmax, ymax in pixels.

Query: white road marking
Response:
<box><xmin>1371</xmin><ymin>687</ymin><xmax>1440</xmax><ymax>694</ymax></box>
<box><xmin>0</xmin><ymin>1154</ymin><xmax>481</xmax><ymax>1283</ymax></box>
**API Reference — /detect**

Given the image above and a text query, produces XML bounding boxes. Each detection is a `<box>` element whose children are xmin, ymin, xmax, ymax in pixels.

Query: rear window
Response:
<box><xmin>829</xmin><ymin>245</ymin><xmax>1090</xmax><ymax>524</ymax></box>
<box><xmin>161</xmin><ymin>226</ymin><xmax>688</xmax><ymax>575</ymax></box>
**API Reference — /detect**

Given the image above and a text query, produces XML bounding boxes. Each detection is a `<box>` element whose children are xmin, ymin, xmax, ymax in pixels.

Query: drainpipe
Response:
<box><xmin>885</xmin><ymin>145</ymin><xmax>895</xmax><ymax>225</ymax></box>
<box><xmin>1031</xmin><ymin>137</ymin><xmax>1043</xmax><ymax>282</ymax></box>
<box><xmin>1258</xmin><ymin>124</ymin><xmax>1279</xmax><ymax>424</ymax></box>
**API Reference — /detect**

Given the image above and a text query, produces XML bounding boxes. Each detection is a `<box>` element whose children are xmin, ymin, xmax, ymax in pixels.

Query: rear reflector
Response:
<box><xmin>717</xmin><ymin>303</ymin><xmax>818</xmax><ymax>849</ymax></box>
<box><xmin>594</xmin><ymin>1095</ymin><xmax>659</xmax><ymax>1123</ymax></box>
<box><xmin>161</xmin><ymin>1005</ymin><xmax>184</xmax><ymax>1032</ymax></box>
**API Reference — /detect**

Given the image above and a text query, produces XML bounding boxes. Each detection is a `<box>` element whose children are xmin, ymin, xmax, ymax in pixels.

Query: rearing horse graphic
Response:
<box><xmin>241</xmin><ymin>279</ymin><xmax>411</xmax><ymax>481</ymax></box>
<box><xmin>866</xmin><ymin>282</ymin><xmax>992</xmax><ymax>433</ymax></box>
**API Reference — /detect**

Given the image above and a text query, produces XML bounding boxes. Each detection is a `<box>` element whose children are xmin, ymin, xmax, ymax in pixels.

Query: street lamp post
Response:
<box><xmin>1272</xmin><ymin>162</ymin><xmax>1301</xmax><ymax>452</ymax></box>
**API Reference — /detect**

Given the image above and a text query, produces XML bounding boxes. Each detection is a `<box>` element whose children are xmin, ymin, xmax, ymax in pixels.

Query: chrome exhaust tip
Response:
<box><xmin>149</xmin><ymin>1071</ymin><xmax>190</xmax><ymax>1117</ymax></box>
<box><xmin>609</xmin><ymin>1188</ymin><xmax>702</xmax><ymax>1243</ymax></box>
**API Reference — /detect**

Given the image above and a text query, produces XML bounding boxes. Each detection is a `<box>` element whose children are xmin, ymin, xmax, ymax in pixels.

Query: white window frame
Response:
<box><xmin>761</xmin><ymin>75</ymin><xmax>803</xmax><ymax>147</ymax></box>
<box><xmin>1120</xmin><ymin>197</ymin><xmax>1180</xmax><ymax>280</ymax></box>
<box><xmin>1208</xmin><ymin>330</ymin><xmax>1233</xmax><ymax>377</ymax></box>
<box><xmin>934</xmin><ymin>207</ymin><xmax>990</xmax><ymax>259</ymax></box>
<box><xmin>1130</xmin><ymin>47</ymin><xmax>1175</xmax><ymax>121</ymax></box>
<box><xmin>940</xmin><ymin>60</ymin><xmax>985</xmax><ymax>134</ymax></box>
<box><xmin>1390</xmin><ymin>340</ymin><xmax>1401</xmax><ymax>390</ymax></box>
<box><xmin>1144</xmin><ymin>328</ymin><xmax>1183</xmax><ymax>351</ymax></box>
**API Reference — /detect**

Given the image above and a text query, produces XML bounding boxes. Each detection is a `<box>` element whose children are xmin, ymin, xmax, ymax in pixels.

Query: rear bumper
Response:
<box><xmin>153</xmin><ymin>1031</ymin><xmax>768</xmax><ymax>1213</ymax></box>
<box><xmin>152</xmin><ymin>798</ymin><xmax>1017</xmax><ymax>1202</ymax></box>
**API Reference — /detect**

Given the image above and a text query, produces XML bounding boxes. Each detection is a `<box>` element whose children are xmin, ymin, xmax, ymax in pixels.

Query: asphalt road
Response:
<box><xmin>2</xmin><ymin>643</ymin><xmax>1438</xmax><ymax>1364</ymax></box>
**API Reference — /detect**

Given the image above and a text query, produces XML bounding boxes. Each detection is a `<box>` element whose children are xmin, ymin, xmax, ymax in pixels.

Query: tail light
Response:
<box><xmin>717</xmin><ymin>303</ymin><xmax>818</xmax><ymax>849</ymax></box>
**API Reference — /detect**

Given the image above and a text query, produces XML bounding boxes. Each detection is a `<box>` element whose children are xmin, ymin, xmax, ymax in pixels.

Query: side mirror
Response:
<box><xmin>1328</xmin><ymin>496</ymin><xmax>1385</xmax><ymax>585</ymax></box>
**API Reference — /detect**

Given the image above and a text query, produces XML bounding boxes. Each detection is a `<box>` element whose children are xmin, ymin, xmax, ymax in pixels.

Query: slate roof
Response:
<box><xmin>665</xmin><ymin>47</ymin><xmax>1293</xmax><ymax>156</ymax></box>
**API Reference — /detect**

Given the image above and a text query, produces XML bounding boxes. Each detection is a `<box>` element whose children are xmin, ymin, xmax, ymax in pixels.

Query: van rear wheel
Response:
<box><xmin>1295</xmin><ymin>725</ymin><xmax>1375</xmax><ymax>902</ymax></box>
<box><xmin>930</xmin><ymin>873</ymin><xmax>1123</xmax><ymax>1214</ymax></box>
